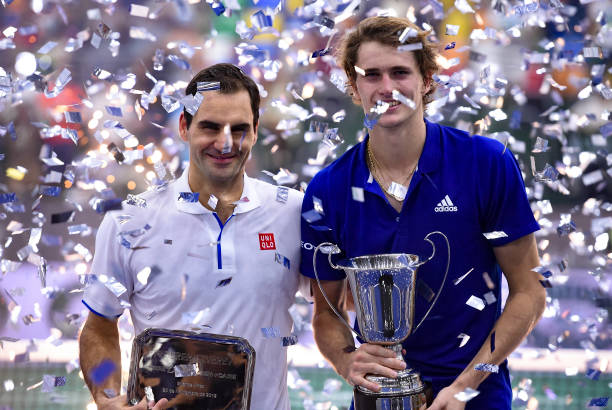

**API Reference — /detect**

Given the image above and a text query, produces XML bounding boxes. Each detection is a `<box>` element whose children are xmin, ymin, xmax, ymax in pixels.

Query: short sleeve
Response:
<box><xmin>299</xmin><ymin>173</ymin><xmax>346</xmax><ymax>281</ymax></box>
<box><xmin>479</xmin><ymin>143</ymin><xmax>540</xmax><ymax>247</ymax></box>
<box><xmin>82</xmin><ymin>212</ymin><xmax>131</xmax><ymax>318</ymax></box>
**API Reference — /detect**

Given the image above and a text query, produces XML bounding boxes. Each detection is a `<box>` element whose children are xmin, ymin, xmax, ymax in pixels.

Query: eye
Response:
<box><xmin>392</xmin><ymin>70</ymin><xmax>410</xmax><ymax>77</ymax></box>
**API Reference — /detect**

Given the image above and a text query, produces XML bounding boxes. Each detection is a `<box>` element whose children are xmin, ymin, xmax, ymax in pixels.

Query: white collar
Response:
<box><xmin>174</xmin><ymin>167</ymin><xmax>261</xmax><ymax>215</ymax></box>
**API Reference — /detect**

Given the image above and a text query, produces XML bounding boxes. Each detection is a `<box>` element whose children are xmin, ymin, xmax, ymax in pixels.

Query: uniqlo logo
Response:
<box><xmin>259</xmin><ymin>233</ymin><xmax>276</xmax><ymax>250</ymax></box>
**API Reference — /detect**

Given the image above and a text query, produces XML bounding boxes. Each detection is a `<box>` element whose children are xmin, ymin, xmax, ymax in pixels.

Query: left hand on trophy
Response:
<box><xmin>426</xmin><ymin>384</ymin><xmax>466</xmax><ymax>410</ymax></box>
<box><xmin>341</xmin><ymin>343</ymin><xmax>406</xmax><ymax>392</ymax></box>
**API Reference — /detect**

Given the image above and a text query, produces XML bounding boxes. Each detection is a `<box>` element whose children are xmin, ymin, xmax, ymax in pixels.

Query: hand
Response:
<box><xmin>426</xmin><ymin>384</ymin><xmax>467</xmax><ymax>410</ymax></box>
<box><xmin>338</xmin><ymin>343</ymin><xmax>406</xmax><ymax>392</ymax></box>
<box><xmin>96</xmin><ymin>394</ymin><xmax>169</xmax><ymax>410</ymax></box>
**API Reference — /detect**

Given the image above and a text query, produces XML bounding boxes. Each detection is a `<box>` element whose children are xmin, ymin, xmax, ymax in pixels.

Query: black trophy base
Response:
<box><xmin>354</xmin><ymin>386</ymin><xmax>431</xmax><ymax>410</ymax></box>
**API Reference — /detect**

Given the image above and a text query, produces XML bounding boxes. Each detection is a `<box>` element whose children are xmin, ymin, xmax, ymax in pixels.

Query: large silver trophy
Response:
<box><xmin>313</xmin><ymin>231</ymin><xmax>450</xmax><ymax>410</ymax></box>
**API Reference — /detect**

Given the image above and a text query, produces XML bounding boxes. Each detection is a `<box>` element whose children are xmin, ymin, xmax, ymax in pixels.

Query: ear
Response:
<box><xmin>252</xmin><ymin>122</ymin><xmax>259</xmax><ymax>144</ymax></box>
<box><xmin>349</xmin><ymin>80</ymin><xmax>363</xmax><ymax>106</ymax></box>
<box><xmin>178</xmin><ymin>112</ymin><xmax>188</xmax><ymax>142</ymax></box>
<box><xmin>422</xmin><ymin>75</ymin><xmax>432</xmax><ymax>96</ymax></box>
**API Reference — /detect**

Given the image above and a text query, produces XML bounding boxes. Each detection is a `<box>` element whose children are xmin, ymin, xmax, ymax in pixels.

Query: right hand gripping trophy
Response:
<box><xmin>313</xmin><ymin>231</ymin><xmax>450</xmax><ymax>410</ymax></box>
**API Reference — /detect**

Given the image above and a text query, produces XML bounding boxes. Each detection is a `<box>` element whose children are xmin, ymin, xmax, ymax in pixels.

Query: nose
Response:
<box><xmin>212</xmin><ymin>125</ymin><xmax>233</xmax><ymax>153</ymax></box>
<box><xmin>379</xmin><ymin>73</ymin><xmax>394</xmax><ymax>95</ymax></box>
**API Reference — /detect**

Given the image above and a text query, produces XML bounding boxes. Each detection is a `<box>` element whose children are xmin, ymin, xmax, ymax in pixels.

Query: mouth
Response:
<box><xmin>205</xmin><ymin>152</ymin><xmax>238</xmax><ymax>164</ymax></box>
<box><xmin>377</xmin><ymin>100</ymin><xmax>401</xmax><ymax>112</ymax></box>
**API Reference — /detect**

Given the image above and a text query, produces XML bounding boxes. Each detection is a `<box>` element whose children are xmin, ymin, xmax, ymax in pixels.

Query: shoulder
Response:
<box><xmin>105</xmin><ymin>182</ymin><xmax>175</xmax><ymax>228</ymax></box>
<box><xmin>308</xmin><ymin>142</ymin><xmax>361</xmax><ymax>192</ymax></box>
<box><xmin>436</xmin><ymin>123</ymin><xmax>505</xmax><ymax>154</ymax></box>
<box><xmin>433</xmin><ymin>123</ymin><xmax>509</xmax><ymax>168</ymax></box>
<box><xmin>248</xmin><ymin>176</ymin><xmax>304</xmax><ymax>210</ymax></box>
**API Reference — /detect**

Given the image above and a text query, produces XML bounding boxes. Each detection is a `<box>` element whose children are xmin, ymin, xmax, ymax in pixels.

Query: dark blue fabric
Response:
<box><xmin>300</xmin><ymin>120</ymin><xmax>539</xmax><ymax>407</ymax></box>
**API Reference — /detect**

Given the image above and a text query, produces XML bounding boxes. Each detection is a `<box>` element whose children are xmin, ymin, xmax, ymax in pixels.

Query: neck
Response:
<box><xmin>369</xmin><ymin>118</ymin><xmax>426</xmax><ymax>173</ymax></box>
<box><xmin>187</xmin><ymin>167</ymin><xmax>245</xmax><ymax>211</ymax></box>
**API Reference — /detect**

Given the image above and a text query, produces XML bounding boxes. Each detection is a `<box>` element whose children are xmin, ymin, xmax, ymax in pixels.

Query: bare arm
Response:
<box><xmin>79</xmin><ymin>312</ymin><xmax>122</xmax><ymax>404</ymax></box>
<box><xmin>310</xmin><ymin>278</ymin><xmax>405</xmax><ymax>392</ymax></box>
<box><xmin>429</xmin><ymin>233</ymin><xmax>546</xmax><ymax>409</ymax></box>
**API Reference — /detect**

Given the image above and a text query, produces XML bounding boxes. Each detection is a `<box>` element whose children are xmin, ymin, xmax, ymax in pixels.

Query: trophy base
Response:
<box><xmin>353</xmin><ymin>369</ymin><xmax>431</xmax><ymax>410</ymax></box>
<box><xmin>354</xmin><ymin>388</ymin><xmax>428</xmax><ymax>410</ymax></box>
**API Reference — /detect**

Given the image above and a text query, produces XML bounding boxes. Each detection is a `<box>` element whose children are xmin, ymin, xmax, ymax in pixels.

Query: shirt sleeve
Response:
<box><xmin>82</xmin><ymin>212</ymin><xmax>131</xmax><ymax>318</ymax></box>
<box><xmin>299</xmin><ymin>172</ymin><xmax>347</xmax><ymax>281</ymax></box>
<box><xmin>479</xmin><ymin>142</ymin><xmax>540</xmax><ymax>247</ymax></box>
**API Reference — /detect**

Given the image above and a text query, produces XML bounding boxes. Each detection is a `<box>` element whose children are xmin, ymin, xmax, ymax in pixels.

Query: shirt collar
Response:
<box><xmin>357</xmin><ymin>118</ymin><xmax>442</xmax><ymax>187</ymax></box>
<box><xmin>174</xmin><ymin>167</ymin><xmax>261</xmax><ymax>215</ymax></box>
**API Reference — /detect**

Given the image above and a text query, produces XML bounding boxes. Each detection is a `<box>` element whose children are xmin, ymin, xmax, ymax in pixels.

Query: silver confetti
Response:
<box><xmin>466</xmin><ymin>295</ymin><xmax>485</xmax><ymax>311</ymax></box>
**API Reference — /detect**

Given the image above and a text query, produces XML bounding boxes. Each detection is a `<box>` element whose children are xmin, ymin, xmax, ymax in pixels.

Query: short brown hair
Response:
<box><xmin>337</xmin><ymin>16</ymin><xmax>440</xmax><ymax>105</ymax></box>
<box><xmin>183</xmin><ymin>63</ymin><xmax>260</xmax><ymax>129</ymax></box>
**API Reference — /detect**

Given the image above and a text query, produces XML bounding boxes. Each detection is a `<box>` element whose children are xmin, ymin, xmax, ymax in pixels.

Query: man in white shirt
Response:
<box><xmin>79</xmin><ymin>63</ymin><xmax>306</xmax><ymax>410</ymax></box>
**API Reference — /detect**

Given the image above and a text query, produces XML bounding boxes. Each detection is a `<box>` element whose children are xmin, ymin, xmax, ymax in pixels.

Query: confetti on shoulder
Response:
<box><xmin>178</xmin><ymin>192</ymin><xmax>199</xmax><ymax>203</ymax></box>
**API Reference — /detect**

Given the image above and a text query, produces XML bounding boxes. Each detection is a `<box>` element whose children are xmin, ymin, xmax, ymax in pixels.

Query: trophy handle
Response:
<box><xmin>413</xmin><ymin>231</ymin><xmax>450</xmax><ymax>332</ymax></box>
<box><xmin>313</xmin><ymin>242</ymin><xmax>363</xmax><ymax>339</ymax></box>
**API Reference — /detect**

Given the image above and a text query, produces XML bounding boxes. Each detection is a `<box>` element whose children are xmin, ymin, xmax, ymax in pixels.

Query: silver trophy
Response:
<box><xmin>127</xmin><ymin>328</ymin><xmax>255</xmax><ymax>410</ymax></box>
<box><xmin>313</xmin><ymin>231</ymin><xmax>450</xmax><ymax>410</ymax></box>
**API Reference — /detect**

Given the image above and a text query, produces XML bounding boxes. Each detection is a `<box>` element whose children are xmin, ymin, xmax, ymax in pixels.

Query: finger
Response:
<box><xmin>426</xmin><ymin>399</ymin><xmax>441</xmax><ymax>410</ymax></box>
<box><xmin>359</xmin><ymin>344</ymin><xmax>400</xmax><ymax>358</ymax></box>
<box><xmin>352</xmin><ymin>361</ymin><xmax>399</xmax><ymax>379</ymax></box>
<box><xmin>151</xmin><ymin>398</ymin><xmax>168</xmax><ymax>410</ymax></box>
<box><xmin>352</xmin><ymin>352</ymin><xmax>405</xmax><ymax>371</ymax></box>
<box><xmin>131</xmin><ymin>397</ymin><xmax>148</xmax><ymax>409</ymax></box>
<box><xmin>350</xmin><ymin>375</ymin><xmax>381</xmax><ymax>393</ymax></box>
<box><xmin>380</xmin><ymin>356</ymin><xmax>407</xmax><ymax>370</ymax></box>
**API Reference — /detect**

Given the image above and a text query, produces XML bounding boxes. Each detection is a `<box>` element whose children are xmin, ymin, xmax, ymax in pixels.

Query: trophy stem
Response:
<box><xmin>387</xmin><ymin>343</ymin><xmax>404</xmax><ymax>362</ymax></box>
<box><xmin>355</xmin><ymin>343</ymin><xmax>429</xmax><ymax>410</ymax></box>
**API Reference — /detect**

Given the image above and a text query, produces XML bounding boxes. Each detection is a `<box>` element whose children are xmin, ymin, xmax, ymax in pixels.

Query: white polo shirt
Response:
<box><xmin>82</xmin><ymin>168</ymin><xmax>305</xmax><ymax>410</ymax></box>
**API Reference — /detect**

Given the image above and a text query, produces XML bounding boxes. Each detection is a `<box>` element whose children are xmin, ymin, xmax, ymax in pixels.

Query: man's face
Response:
<box><xmin>351</xmin><ymin>41</ymin><xmax>431</xmax><ymax>129</ymax></box>
<box><xmin>179</xmin><ymin>89</ymin><xmax>257</xmax><ymax>187</ymax></box>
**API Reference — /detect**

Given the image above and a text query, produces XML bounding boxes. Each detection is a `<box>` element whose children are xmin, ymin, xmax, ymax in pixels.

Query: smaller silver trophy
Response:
<box><xmin>313</xmin><ymin>231</ymin><xmax>450</xmax><ymax>410</ymax></box>
<box><xmin>127</xmin><ymin>328</ymin><xmax>255</xmax><ymax>410</ymax></box>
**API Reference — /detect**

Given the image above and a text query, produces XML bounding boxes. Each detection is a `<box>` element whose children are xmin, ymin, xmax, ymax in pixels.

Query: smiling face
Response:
<box><xmin>352</xmin><ymin>41</ymin><xmax>431</xmax><ymax>130</ymax></box>
<box><xmin>179</xmin><ymin>89</ymin><xmax>257</xmax><ymax>191</ymax></box>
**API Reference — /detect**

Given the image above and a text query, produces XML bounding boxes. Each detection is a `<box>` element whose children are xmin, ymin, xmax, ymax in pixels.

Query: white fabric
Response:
<box><xmin>82</xmin><ymin>168</ymin><xmax>305</xmax><ymax>410</ymax></box>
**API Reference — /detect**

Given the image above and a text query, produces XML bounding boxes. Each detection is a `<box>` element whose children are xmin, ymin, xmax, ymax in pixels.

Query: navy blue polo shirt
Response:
<box><xmin>300</xmin><ymin>119</ymin><xmax>539</xmax><ymax>408</ymax></box>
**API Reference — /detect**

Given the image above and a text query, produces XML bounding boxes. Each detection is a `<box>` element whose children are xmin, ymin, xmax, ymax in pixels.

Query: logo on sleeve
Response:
<box><xmin>259</xmin><ymin>233</ymin><xmax>276</xmax><ymax>250</ymax></box>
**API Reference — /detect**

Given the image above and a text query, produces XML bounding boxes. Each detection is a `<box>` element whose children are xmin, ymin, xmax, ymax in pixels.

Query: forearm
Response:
<box><xmin>79</xmin><ymin>319</ymin><xmax>122</xmax><ymax>402</ymax></box>
<box><xmin>312</xmin><ymin>308</ymin><xmax>356</xmax><ymax>378</ymax></box>
<box><xmin>453</xmin><ymin>288</ymin><xmax>545</xmax><ymax>390</ymax></box>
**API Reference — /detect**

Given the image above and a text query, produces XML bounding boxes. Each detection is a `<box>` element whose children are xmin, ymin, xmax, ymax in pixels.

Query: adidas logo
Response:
<box><xmin>435</xmin><ymin>195</ymin><xmax>458</xmax><ymax>212</ymax></box>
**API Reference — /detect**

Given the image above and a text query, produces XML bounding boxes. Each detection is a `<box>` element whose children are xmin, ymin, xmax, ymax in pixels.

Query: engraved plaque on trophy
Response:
<box><xmin>313</xmin><ymin>231</ymin><xmax>450</xmax><ymax>410</ymax></box>
<box><xmin>127</xmin><ymin>328</ymin><xmax>255</xmax><ymax>410</ymax></box>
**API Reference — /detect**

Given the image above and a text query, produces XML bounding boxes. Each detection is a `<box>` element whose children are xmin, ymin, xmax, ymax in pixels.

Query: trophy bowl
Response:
<box><xmin>336</xmin><ymin>253</ymin><xmax>420</xmax><ymax>345</ymax></box>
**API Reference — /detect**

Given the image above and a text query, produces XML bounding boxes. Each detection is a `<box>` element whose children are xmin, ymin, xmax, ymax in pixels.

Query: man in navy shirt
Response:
<box><xmin>300</xmin><ymin>16</ymin><xmax>546</xmax><ymax>410</ymax></box>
